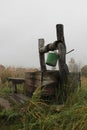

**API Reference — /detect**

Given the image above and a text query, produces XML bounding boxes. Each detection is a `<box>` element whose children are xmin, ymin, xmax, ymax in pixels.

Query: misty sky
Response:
<box><xmin>0</xmin><ymin>0</ymin><xmax>87</xmax><ymax>68</ymax></box>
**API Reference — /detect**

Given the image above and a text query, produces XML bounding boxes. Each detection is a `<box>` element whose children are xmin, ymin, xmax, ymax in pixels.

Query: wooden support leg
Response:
<box><xmin>12</xmin><ymin>82</ymin><xmax>17</xmax><ymax>93</ymax></box>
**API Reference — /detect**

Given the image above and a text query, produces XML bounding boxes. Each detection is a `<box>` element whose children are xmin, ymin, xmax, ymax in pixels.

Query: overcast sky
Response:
<box><xmin>0</xmin><ymin>0</ymin><xmax>87</xmax><ymax>68</ymax></box>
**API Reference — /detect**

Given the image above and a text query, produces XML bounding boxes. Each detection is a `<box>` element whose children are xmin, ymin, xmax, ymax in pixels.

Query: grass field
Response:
<box><xmin>0</xmin><ymin>67</ymin><xmax>87</xmax><ymax>130</ymax></box>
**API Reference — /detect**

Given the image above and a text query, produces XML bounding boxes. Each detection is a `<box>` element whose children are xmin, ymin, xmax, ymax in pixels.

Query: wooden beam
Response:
<box><xmin>39</xmin><ymin>41</ymin><xmax>58</xmax><ymax>53</ymax></box>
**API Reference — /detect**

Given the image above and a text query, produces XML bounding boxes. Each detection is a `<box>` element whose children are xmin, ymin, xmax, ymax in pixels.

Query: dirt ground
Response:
<box><xmin>0</xmin><ymin>97</ymin><xmax>10</xmax><ymax>110</ymax></box>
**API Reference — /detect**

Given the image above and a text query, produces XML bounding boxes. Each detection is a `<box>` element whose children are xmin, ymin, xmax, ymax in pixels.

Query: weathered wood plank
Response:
<box><xmin>8</xmin><ymin>77</ymin><xmax>25</xmax><ymax>84</ymax></box>
<box><xmin>25</xmin><ymin>71</ymin><xmax>41</xmax><ymax>80</ymax></box>
<box><xmin>9</xmin><ymin>94</ymin><xmax>29</xmax><ymax>104</ymax></box>
<box><xmin>25</xmin><ymin>70</ymin><xmax>60</xmax><ymax>98</ymax></box>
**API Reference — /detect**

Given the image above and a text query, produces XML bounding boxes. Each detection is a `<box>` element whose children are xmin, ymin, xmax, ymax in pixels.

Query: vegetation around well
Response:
<box><xmin>0</xmin><ymin>65</ymin><xmax>87</xmax><ymax>130</ymax></box>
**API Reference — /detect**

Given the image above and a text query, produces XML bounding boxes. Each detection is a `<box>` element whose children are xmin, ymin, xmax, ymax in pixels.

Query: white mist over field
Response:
<box><xmin>0</xmin><ymin>0</ymin><xmax>87</xmax><ymax>68</ymax></box>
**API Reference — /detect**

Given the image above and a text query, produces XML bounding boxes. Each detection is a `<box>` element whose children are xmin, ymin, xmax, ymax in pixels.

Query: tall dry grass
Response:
<box><xmin>81</xmin><ymin>76</ymin><xmax>87</xmax><ymax>87</ymax></box>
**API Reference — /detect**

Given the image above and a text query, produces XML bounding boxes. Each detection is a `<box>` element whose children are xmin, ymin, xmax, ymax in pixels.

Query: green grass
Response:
<box><xmin>0</xmin><ymin>83</ymin><xmax>87</xmax><ymax>130</ymax></box>
<box><xmin>0</xmin><ymin>86</ymin><xmax>12</xmax><ymax>97</ymax></box>
<box><xmin>19</xmin><ymin>88</ymin><xmax>87</xmax><ymax>130</ymax></box>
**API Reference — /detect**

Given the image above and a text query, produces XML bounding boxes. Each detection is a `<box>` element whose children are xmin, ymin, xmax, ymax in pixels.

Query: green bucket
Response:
<box><xmin>46</xmin><ymin>52</ymin><xmax>58</xmax><ymax>66</ymax></box>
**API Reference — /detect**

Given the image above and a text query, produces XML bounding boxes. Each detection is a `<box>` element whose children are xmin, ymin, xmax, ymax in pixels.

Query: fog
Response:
<box><xmin>0</xmin><ymin>0</ymin><xmax>87</xmax><ymax>68</ymax></box>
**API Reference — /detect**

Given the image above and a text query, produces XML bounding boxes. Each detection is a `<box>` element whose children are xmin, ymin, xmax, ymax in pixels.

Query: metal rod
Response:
<box><xmin>66</xmin><ymin>49</ymin><xmax>74</xmax><ymax>54</ymax></box>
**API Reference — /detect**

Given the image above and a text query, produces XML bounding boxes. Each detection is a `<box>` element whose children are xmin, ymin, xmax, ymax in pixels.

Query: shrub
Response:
<box><xmin>81</xmin><ymin>65</ymin><xmax>87</xmax><ymax>77</ymax></box>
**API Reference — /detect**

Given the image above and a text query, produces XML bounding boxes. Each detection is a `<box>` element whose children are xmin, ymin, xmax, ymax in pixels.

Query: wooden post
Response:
<box><xmin>38</xmin><ymin>39</ymin><xmax>46</xmax><ymax>71</ymax></box>
<box><xmin>56</xmin><ymin>24</ymin><xmax>65</xmax><ymax>43</ymax></box>
<box><xmin>38</xmin><ymin>39</ymin><xmax>46</xmax><ymax>83</ymax></box>
<box><xmin>56</xmin><ymin>24</ymin><xmax>69</xmax><ymax>78</ymax></box>
<box><xmin>56</xmin><ymin>24</ymin><xmax>69</xmax><ymax>102</ymax></box>
<box><xmin>12</xmin><ymin>82</ymin><xmax>17</xmax><ymax>93</ymax></box>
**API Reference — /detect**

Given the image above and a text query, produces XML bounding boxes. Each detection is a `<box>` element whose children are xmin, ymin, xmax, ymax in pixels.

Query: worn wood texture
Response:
<box><xmin>24</xmin><ymin>71</ymin><xmax>81</xmax><ymax>103</ymax></box>
<box><xmin>41</xmin><ymin>70</ymin><xmax>60</xmax><ymax>101</ymax></box>
<box><xmin>8</xmin><ymin>77</ymin><xmax>25</xmax><ymax>84</ymax></box>
<box><xmin>56</xmin><ymin>24</ymin><xmax>69</xmax><ymax>84</ymax></box>
<box><xmin>9</xmin><ymin>94</ymin><xmax>29</xmax><ymax>104</ymax></box>
<box><xmin>38</xmin><ymin>39</ymin><xmax>46</xmax><ymax>71</ymax></box>
<box><xmin>24</xmin><ymin>71</ymin><xmax>60</xmax><ymax>98</ymax></box>
<box><xmin>25</xmin><ymin>71</ymin><xmax>41</xmax><ymax>97</ymax></box>
<box><xmin>39</xmin><ymin>41</ymin><xmax>58</xmax><ymax>53</ymax></box>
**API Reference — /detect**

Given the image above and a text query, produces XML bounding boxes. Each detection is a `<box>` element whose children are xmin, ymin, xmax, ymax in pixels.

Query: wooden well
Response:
<box><xmin>24</xmin><ymin>70</ymin><xmax>81</xmax><ymax>103</ymax></box>
<box><xmin>24</xmin><ymin>70</ymin><xmax>60</xmax><ymax>98</ymax></box>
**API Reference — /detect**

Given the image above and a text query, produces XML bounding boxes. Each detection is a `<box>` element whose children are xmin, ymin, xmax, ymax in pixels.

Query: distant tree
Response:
<box><xmin>81</xmin><ymin>65</ymin><xmax>87</xmax><ymax>77</ymax></box>
<box><xmin>68</xmin><ymin>58</ymin><xmax>79</xmax><ymax>72</ymax></box>
<box><xmin>0</xmin><ymin>64</ymin><xmax>5</xmax><ymax>71</ymax></box>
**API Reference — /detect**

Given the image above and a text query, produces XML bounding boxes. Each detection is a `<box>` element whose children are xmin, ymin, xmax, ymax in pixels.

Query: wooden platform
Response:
<box><xmin>9</xmin><ymin>93</ymin><xmax>29</xmax><ymax>104</ymax></box>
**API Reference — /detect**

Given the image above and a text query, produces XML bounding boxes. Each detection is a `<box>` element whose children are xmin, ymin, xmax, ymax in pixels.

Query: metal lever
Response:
<box><xmin>66</xmin><ymin>49</ymin><xmax>74</xmax><ymax>54</ymax></box>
